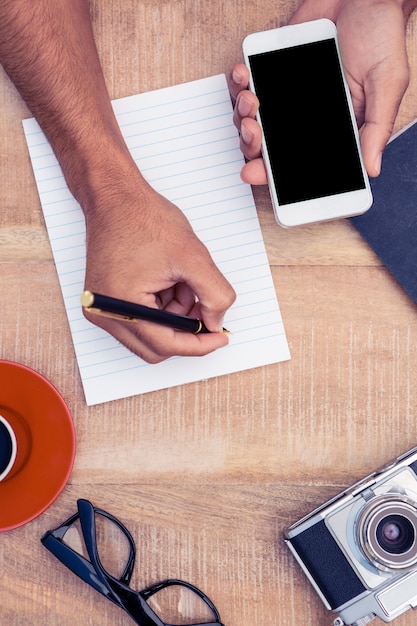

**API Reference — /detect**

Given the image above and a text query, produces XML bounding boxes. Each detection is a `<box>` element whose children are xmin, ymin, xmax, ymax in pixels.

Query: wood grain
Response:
<box><xmin>1</xmin><ymin>2</ymin><xmax>417</xmax><ymax>625</ymax></box>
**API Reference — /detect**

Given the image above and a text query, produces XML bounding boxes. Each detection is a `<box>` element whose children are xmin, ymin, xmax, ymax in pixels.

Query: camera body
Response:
<box><xmin>285</xmin><ymin>446</ymin><xmax>417</xmax><ymax>625</ymax></box>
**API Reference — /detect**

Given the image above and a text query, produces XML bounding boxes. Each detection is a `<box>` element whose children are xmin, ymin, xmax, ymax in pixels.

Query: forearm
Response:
<box><xmin>0</xmin><ymin>0</ymin><xmax>235</xmax><ymax>360</ymax></box>
<box><xmin>0</xmin><ymin>0</ymin><xmax>133</xmax><ymax>206</ymax></box>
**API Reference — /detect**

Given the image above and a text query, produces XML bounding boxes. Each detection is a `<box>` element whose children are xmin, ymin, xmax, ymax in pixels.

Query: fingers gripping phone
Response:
<box><xmin>242</xmin><ymin>19</ymin><xmax>372</xmax><ymax>228</ymax></box>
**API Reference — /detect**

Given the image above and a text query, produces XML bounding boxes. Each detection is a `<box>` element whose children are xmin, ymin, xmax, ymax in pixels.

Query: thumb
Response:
<box><xmin>360</xmin><ymin>119</ymin><xmax>391</xmax><ymax>178</ymax></box>
<box><xmin>360</xmin><ymin>67</ymin><xmax>409</xmax><ymax>177</ymax></box>
<box><xmin>197</xmin><ymin>272</ymin><xmax>236</xmax><ymax>332</ymax></box>
<box><xmin>181</xmin><ymin>251</ymin><xmax>236</xmax><ymax>332</ymax></box>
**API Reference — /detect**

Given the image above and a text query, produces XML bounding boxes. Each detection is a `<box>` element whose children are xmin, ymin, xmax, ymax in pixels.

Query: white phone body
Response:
<box><xmin>242</xmin><ymin>19</ymin><xmax>372</xmax><ymax>228</ymax></box>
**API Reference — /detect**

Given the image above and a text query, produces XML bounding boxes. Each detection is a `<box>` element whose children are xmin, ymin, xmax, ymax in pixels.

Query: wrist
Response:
<box><xmin>56</xmin><ymin>135</ymin><xmax>148</xmax><ymax>216</ymax></box>
<box><xmin>65</xmin><ymin>126</ymin><xmax>155</xmax><ymax>227</ymax></box>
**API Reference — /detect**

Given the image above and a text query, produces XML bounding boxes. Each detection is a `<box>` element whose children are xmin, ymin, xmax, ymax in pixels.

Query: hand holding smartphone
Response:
<box><xmin>242</xmin><ymin>19</ymin><xmax>372</xmax><ymax>228</ymax></box>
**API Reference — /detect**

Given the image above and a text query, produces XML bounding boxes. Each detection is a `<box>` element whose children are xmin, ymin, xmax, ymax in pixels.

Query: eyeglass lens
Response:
<box><xmin>61</xmin><ymin>510</ymin><xmax>133</xmax><ymax>582</ymax></box>
<box><xmin>146</xmin><ymin>583</ymin><xmax>218</xmax><ymax>625</ymax></box>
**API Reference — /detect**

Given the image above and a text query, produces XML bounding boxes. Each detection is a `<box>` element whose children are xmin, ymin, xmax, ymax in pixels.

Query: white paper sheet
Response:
<box><xmin>23</xmin><ymin>74</ymin><xmax>290</xmax><ymax>405</ymax></box>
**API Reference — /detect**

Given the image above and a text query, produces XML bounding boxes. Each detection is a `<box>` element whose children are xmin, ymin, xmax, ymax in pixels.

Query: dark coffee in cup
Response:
<box><xmin>0</xmin><ymin>415</ymin><xmax>17</xmax><ymax>481</ymax></box>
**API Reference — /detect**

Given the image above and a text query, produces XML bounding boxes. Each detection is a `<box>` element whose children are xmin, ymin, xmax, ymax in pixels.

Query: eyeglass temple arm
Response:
<box><xmin>77</xmin><ymin>500</ymin><xmax>136</xmax><ymax>585</ymax></box>
<box><xmin>77</xmin><ymin>499</ymin><xmax>130</xmax><ymax>602</ymax></box>
<box><xmin>41</xmin><ymin>529</ymin><xmax>125</xmax><ymax>606</ymax></box>
<box><xmin>77</xmin><ymin>500</ymin><xmax>168</xmax><ymax>626</ymax></box>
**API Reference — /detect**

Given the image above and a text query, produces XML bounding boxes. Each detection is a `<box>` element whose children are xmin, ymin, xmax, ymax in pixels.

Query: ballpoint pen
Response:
<box><xmin>81</xmin><ymin>291</ymin><xmax>230</xmax><ymax>334</ymax></box>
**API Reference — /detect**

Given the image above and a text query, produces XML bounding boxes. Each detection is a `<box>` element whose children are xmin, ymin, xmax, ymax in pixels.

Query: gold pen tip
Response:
<box><xmin>81</xmin><ymin>290</ymin><xmax>94</xmax><ymax>307</ymax></box>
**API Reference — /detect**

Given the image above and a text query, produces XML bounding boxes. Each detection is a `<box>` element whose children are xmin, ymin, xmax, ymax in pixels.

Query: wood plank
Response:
<box><xmin>1</xmin><ymin>1</ymin><xmax>417</xmax><ymax>625</ymax></box>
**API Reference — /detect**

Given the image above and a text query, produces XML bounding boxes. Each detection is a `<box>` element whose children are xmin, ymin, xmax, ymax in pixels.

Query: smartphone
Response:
<box><xmin>242</xmin><ymin>19</ymin><xmax>372</xmax><ymax>228</ymax></box>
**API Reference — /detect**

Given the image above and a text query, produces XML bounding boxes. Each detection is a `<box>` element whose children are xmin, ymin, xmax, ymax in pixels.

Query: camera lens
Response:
<box><xmin>376</xmin><ymin>515</ymin><xmax>415</xmax><ymax>554</ymax></box>
<box><xmin>357</xmin><ymin>495</ymin><xmax>417</xmax><ymax>571</ymax></box>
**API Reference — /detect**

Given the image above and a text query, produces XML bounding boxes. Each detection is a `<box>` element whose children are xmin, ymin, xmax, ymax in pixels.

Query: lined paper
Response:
<box><xmin>23</xmin><ymin>74</ymin><xmax>290</xmax><ymax>405</ymax></box>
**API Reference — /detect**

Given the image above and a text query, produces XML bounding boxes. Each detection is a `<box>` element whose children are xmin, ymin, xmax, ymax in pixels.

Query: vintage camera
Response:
<box><xmin>285</xmin><ymin>446</ymin><xmax>417</xmax><ymax>625</ymax></box>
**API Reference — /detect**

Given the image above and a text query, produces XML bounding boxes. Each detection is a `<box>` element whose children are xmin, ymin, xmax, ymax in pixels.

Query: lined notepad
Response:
<box><xmin>23</xmin><ymin>74</ymin><xmax>290</xmax><ymax>405</ymax></box>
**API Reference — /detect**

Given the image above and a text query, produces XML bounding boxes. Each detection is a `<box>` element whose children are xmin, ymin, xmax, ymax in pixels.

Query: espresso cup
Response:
<box><xmin>0</xmin><ymin>414</ymin><xmax>17</xmax><ymax>482</ymax></box>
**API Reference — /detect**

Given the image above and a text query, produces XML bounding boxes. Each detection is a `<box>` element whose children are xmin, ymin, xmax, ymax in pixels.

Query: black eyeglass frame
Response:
<box><xmin>41</xmin><ymin>499</ymin><xmax>224</xmax><ymax>626</ymax></box>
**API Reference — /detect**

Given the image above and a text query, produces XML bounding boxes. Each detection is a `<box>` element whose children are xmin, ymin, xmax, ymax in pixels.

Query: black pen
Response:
<box><xmin>81</xmin><ymin>291</ymin><xmax>230</xmax><ymax>334</ymax></box>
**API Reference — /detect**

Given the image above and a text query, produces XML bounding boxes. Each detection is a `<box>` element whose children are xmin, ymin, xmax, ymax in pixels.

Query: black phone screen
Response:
<box><xmin>248</xmin><ymin>39</ymin><xmax>366</xmax><ymax>205</ymax></box>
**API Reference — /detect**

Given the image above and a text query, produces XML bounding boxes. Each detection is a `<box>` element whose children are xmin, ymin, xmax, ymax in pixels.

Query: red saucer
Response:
<box><xmin>0</xmin><ymin>360</ymin><xmax>75</xmax><ymax>532</ymax></box>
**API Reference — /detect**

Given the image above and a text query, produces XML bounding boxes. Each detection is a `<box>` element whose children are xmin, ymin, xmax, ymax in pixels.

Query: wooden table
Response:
<box><xmin>1</xmin><ymin>1</ymin><xmax>417</xmax><ymax>624</ymax></box>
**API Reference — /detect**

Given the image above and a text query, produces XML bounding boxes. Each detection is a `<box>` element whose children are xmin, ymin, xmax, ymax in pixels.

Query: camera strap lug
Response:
<box><xmin>348</xmin><ymin>479</ymin><xmax>376</xmax><ymax>499</ymax></box>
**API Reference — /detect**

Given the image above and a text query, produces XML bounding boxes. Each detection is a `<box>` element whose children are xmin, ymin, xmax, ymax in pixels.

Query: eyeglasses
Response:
<box><xmin>41</xmin><ymin>499</ymin><xmax>224</xmax><ymax>626</ymax></box>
